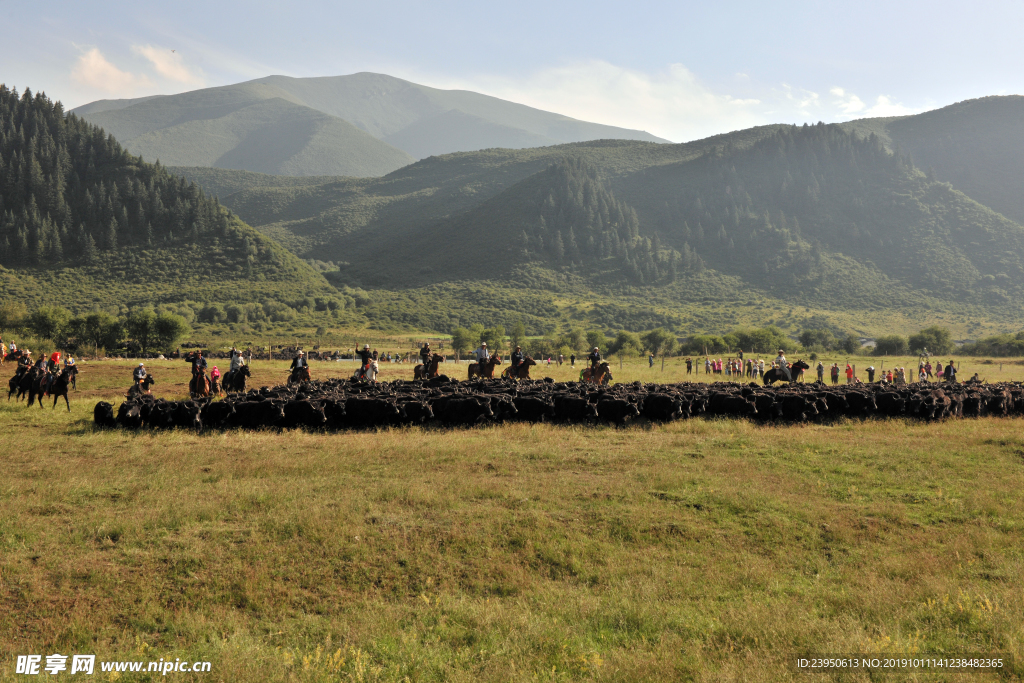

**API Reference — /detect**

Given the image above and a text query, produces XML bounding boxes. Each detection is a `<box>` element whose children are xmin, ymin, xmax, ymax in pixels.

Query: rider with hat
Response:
<box><xmin>419</xmin><ymin>342</ymin><xmax>431</xmax><ymax>368</ymax></box>
<box><xmin>133</xmin><ymin>362</ymin><xmax>147</xmax><ymax>385</ymax></box>
<box><xmin>475</xmin><ymin>342</ymin><xmax>490</xmax><ymax>368</ymax></box>
<box><xmin>588</xmin><ymin>347</ymin><xmax>602</xmax><ymax>374</ymax></box>
<box><xmin>289</xmin><ymin>350</ymin><xmax>308</xmax><ymax>381</ymax></box>
<box><xmin>774</xmin><ymin>349</ymin><xmax>791</xmax><ymax>381</ymax></box>
<box><xmin>191</xmin><ymin>350</ymin><xmax>208</xmax><ymax>376</ymax></box>
<box><xmin>510</xmin><ymin>345</ymin><xmax>524</xmax><ymax>376</ymax></box>
<box><xmin>356</xmin><ymin>344</ymin><xmax>372</xmax><ymax>380</ymax></box>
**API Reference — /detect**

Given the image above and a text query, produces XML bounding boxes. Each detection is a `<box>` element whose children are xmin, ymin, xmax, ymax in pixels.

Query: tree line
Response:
<box><xmin>0</xmin><ymin>302</ymin><xmax>189</xmax><ymax>355</ymax></box>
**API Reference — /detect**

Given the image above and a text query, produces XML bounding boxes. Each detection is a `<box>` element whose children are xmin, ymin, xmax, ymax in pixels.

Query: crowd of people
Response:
<box><xmin>677</xmin><ymin>351</ymin><xmax>961</xmax><ymax>386</ymax></box>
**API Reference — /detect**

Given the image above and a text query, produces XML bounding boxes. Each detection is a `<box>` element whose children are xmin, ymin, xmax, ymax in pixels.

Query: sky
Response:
<box><xmin>4</xmin><ymin>0</ymin><xmax>1023</xmax><ymax>142</ymax></box>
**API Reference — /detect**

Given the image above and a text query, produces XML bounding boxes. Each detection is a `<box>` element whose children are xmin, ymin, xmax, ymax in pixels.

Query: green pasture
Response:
<box><xmin>0</xmin><ymin>361</ymin><xmax>1023</xmax><ymax>681</ymax></box>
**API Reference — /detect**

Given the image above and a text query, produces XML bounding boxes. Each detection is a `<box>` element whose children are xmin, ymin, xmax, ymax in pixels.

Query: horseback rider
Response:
<box><xmin>510</xmin><ymin>345</ymin><xmax>524</xmax><ymax>376</ymax></box>
<box><xmin>229</xmin><ymin>347</ymin><xmax>245</xmax><ymax>372</ymax></box>
<box><xmin>15</xmin><ymin>351</ymin><xmax>31</xmax><ymax>378</ymax></box>
<box><xmin>191</xmin><ymin>350</ymin><xmax>208</xmax><ymax>386</ymax></box>
<box><xmin>356</xmin><ymin>345</ymin><xmax>372</xmax><ymax>380</ymax></box>
<box><xmin>588</xmin><ymin>347</ymin><xmax>602</xmax><ymax>374</ymax></box>
<box><xmin>289</xmin><ymin>350</ymin><xmax>308</xmax><ymax>381</ymax></box>
<box><xmin>419</xmin><ymin>342</ymin><xmax>431</xmax><ymax>369</ymax></box>
<box><xmin>774</xmin><ymin>349</ymin><xmax>791</xmax><ymax>381</ymax></box>
<box><xmin>133</xmin><ymin>362</ymin><xmax>147</xmax><ymax>385</ymax></box>
<box><xmin>475</xmin><ymin>342</ymin><xmax>490</xmax><ymax>368</ymax></box>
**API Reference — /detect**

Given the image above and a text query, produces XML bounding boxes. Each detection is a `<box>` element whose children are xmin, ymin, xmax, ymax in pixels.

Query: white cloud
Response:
<box><xmin>133</xmin><ymin>44</ymin><xmax>205</xmax><ymax>85</ymax></box>
<box><xmin>449</xmin><ymin>61</ymin><xmax>769</xmax><ymax>143</ymax></box>
<box><xmin>830</xmin><ymin>87</ymin><xmax>921</xmax><ymax>119</ymax></box>
<box><xmin>830</xmin><ymin>86</ymin><xmax>865</xmax><ymax>114</ymax></box>
<box><xmin>71</xmin><ymin>47</ymin><xmax>152</xmax><ymax>94</ymax></box>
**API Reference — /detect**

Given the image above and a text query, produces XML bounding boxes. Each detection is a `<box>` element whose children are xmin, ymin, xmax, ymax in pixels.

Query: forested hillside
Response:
<box><xmin>188</xmin><ymin>104</ymin><xmax>1024</xmax><ymax>337</ymax></box>
<box><xmin>0</xmin><ymin>85</ymin><xmax>339</xmax><ymax>317</ymax></box>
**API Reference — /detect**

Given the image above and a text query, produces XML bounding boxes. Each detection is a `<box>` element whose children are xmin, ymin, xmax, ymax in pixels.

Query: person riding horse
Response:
<box><xmin>510</xmin><ymin>345</ymin><xmax>525</xmax><ymax>376</ymax></box>
<box><xmin>356</xmin><ymin>345</ymin><xmax>373</xmax><ymax>381</ymax></box>
<box><xmin>475</xmin><ymin>342</ymin><xmax>490</xmax><ymax>368</ymax></box>
<box><xmin>289</xmin><ymin>350</ymin><xmax>309</xmax><ymax>382</ymax></box>
<box><xmin>588</xmin><ymin>347</ymin><xmax>602</xmax><ymax>375</ymax></box>
<box><xmin>191</xmin><ymin>350</ymin><xmax>208</xmax><ymax>377</ymax></box>
<box><xmin>133</xmin><ymin>362</ymin><xmax>147</xmax><ymax>385</ymax></box>
<box><xmin>420</xmin><ymin>342</ymin><xmax>431</xmax><ymax>369</ymax></box>
<box><xmin>774</xmin><ymin>349</ymin><xmax>791</xmax><ymax>382</ymax></box>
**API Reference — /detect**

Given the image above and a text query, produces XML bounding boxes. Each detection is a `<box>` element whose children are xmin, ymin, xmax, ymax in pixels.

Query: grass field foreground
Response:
<box><xmin>0</xmin><ymin>359</ymin><xmax>1023</xmax><ymax>681</ymax></box>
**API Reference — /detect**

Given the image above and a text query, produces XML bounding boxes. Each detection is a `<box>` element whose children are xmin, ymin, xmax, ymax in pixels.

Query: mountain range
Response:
<box><xmin>73</xmin><ymin>73</ymin><xmax>667</xmax><ymax>177</ymax></box>
<box><xmin>168</xmin><ymin>95</ymin><xmax>1024</xmax><ymax>337</ymax></box>
<box><xmin>7</xmin><ymin>80</ymin><xmax>1024</xmax><ymax>342</ymax></box>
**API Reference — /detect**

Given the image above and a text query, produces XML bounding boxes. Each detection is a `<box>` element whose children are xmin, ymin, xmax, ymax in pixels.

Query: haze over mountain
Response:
<box><xmin>173</xmin><ymin>95</ymin><xmax>1024</xmax><ymax>337</ymax></box>
<box><xmin>73</xmin><ymin>73</ymin><xmax>669</xmax><ymax>178</ymax></box>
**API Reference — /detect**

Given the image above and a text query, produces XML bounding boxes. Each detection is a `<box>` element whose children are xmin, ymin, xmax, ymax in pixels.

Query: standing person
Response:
<box><xmin>919</xmin><ymin>366</ymin><xmax>928</xmax><ymax>382</ymax></box>
<box><xmin>944</xmin><ymin>360</ymin><xmax>957</xmax><ymax>382</ymax></box>
<box><xmin>816</xmin><ymin>361</ymin><xmax>825</xmax><ymax>383</ymax></box>
<box><xmin>759</xmin><ymin>359</ymin><xmax>765</xmax><ymax>377</ymax></box>
<box><xmin>866</xmin><ymin>365</ymin><xmax>875</xmax><ymax>382</ymax></box>
<box><xmin>705</xmin><ymin>357</ymin><xmax>711</xmax><ymax>374</ymax></box>
<box><xmin>830</xmin><ymin>363</ymin><xmax>839</xmax><ymax>385</ymax></box>
<box><xmin>925</xmin><ymin>361</ymin><xmax>933</xmax><ymax>379</ymax></box>
<box><xmin>649</xmin><ymin>353</ymin><xmax>655</xmax><ymax>368</ymax></box>
<box><xmin>845</xmin><ymin>364</ymin><xmax>854</xmax><ymax>384</ymax></box>
<box><xmin>686</xmin><ymin>358</ymin><xmax>692</xmax><ymax>374</ymax></box>
<box><xmin>559</xmin><ymin>354</ymin><xmax>564</xmax><ymax>367</ymax></box>
<box><xmin>570</xmin><ymin>353</ymin><xmax>576</xmax><ymax>368</ymax></box>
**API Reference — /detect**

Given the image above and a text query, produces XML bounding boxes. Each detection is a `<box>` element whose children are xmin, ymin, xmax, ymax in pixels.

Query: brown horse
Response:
<box><xmin>189</xmin><ymin>372</ymin><xmax>211</xmax><ymax>398</ymax></box>
<box><xmin>414</xmin><ymin>353</ymin><xmax>445</xmax><ymax>380</ymax></box>
<box><xmin>468</xmin><ymin>354</ymin><xmax>502</xmax><ymax>379</ymax></box>
<box><xmin>501</xmin><ymin>356</ymin><xmax>537</xmax><ymax>379</ymax></box>
<box><xmin>580</xmin><ymin>362</ymin><xmax>613</xmax><ymax>385</ymax></box>
<box><xmin>287</xmin><ymin>366</ymin><xmax>311</xmax><ymax>385</ymax></box>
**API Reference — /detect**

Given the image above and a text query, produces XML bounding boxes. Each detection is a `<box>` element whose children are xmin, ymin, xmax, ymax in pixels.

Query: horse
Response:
<box><xmin>501</xmin><ymin>356</ymin><xmax>537</xmax><ymax>380</ymax></box>
<box><xmin>47</xmin><ymin>368</ymin><xmax>73</xmax><ymax>411</ymax></box>
<box><xmin>580</xmin><ymin>361</ymin><xmax>613</xmax><ymax>385</ymax></box>
<box><xmin>222</xmin><ymin>365</ymin><xmax>251</xmax><ymax>393</ymax></box>
<box><xmin>8</xmin><ymin>366</ymin><xmax>38</xmax><ymax>402</ymax></box>
<box><xmin>189</xmin><ymin>372</ymin><xmax>211</xmax><ymax>398</ymax></box>
<box><xmin>287</xmin><ymin>366</ymin><xmax>311</xmax><ymax>385</ymax></box>
<box><xmin>127</xmin><ymin>375</ymin><xmax>156</xmax><ymax>398</ymax></box>
<box><xmin>67</xmin><ymin>364</ymin><xmax>78</xmax><ymax>391</ymax></box>
<box><xmin>3</xmin><ymin>349</ymin><xmax>25</xmax><ymax>365</ymax></box>
<box><xmin>762</xmin><ymin>359</ymin><xmax>811</xmax><ymax>386</ymax></box>
<box><xmin>468</xmin><ymin>355</ymin><xmax>502</xmax><ymax>379</ymax></box>
<box><xmin>352</xmin><ymin>359</ymin><xmax>379</xmax><ymax>383</ymax></box>
<box><xmin>414</xmin><ymin>353</ymin><xmax>445</xmax><ymax>380</ymax></box>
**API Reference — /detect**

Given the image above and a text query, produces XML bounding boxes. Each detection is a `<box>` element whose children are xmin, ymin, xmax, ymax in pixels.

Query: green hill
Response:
<box><xmin>0</xmin><ymin>85</ymin><xmax>340</xmax><ymax>319</ymax></box>
<box><xmin>181</xmin><ymin>109</ymin><xmax>1024</xmax><ymax>337</ymax></box>
<box><xmin>74</xmin><ymin>73</ymin><xmax>669</xmax><ymax>174</ymax></box>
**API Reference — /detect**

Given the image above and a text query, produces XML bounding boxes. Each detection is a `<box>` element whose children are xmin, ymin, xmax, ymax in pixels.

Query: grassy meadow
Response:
<box><xmin>1</xmin><ymin>357</ymin><xmax>1023</xmax><ymax>681</ymax></box>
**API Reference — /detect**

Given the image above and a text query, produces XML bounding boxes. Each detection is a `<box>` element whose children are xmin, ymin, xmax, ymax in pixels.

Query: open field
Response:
<box><xmin>2</xmin><ymin>359</ymin><xmax>1024</xmax><ymax>681</ymax></box>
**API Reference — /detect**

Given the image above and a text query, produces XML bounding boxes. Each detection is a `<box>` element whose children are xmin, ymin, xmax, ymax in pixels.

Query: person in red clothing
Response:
<box><xmin>845</xmin><ymin>364</ymin><xmax>854</xmax><ymax>384</ymax></box>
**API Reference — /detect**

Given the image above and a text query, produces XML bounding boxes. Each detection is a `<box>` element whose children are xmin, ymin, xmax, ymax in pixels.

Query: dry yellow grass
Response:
<box><xmin>1</xmin><ymin>360</ymin><xmax>1023</xmax><ymax>681</ymax></box>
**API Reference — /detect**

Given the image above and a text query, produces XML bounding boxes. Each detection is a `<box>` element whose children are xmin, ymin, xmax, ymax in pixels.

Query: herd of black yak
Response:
<box><xmin>93</xmin><ymin>375</ymin><xmax>1024</xmax><ymax>431</ymax></box>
